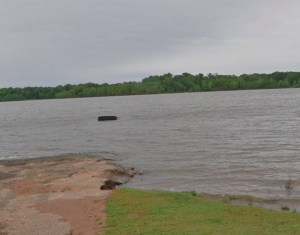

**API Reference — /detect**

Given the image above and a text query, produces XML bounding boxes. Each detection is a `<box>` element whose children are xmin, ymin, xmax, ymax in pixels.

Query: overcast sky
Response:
<box><xmin>1</xmin><ymin>0</ymin><xmax>300</xmax><ymax>88</ymax></box>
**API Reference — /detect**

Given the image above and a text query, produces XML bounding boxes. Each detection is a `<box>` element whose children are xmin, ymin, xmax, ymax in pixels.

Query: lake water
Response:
<box><xmin>1</xmin><ymin>89</ymin><xmax>300</xmax><ymax>200</ymax></box>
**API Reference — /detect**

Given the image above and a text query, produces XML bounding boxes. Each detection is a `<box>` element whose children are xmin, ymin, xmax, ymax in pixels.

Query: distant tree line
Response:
<box><xmin>1</xmin><ymin>71</ymin><xmax>300</xmax><ymax>102</ymax></box>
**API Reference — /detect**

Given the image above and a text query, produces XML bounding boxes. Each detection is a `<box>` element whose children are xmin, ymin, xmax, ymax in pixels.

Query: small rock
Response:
<box><xmin>100</xmin><ymin>180</ymin><xmax>124</xmax><ymax>190</ymax></box>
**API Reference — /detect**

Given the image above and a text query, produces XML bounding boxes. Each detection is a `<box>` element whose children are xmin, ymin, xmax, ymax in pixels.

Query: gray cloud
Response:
<box><xmin>1</xmin><ymin>0</ymin><xmax>300</xmax><ymax>87</ymax></box>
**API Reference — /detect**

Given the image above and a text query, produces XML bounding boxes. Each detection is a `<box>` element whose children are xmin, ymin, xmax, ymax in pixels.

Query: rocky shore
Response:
<box><xmin>0</xmin><ymin>155</ymin><xmax>135</xmax><ymax>235</ymax></box>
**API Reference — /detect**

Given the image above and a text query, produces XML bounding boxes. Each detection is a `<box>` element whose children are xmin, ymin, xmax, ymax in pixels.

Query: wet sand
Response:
<box><xmin>0</xmin><ymin>155</ymin><xmax>132</xmax><ymax>235</ymax></box>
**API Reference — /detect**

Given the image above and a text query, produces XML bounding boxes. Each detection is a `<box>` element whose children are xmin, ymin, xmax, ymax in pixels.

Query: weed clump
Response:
<box><xmin>247</xmin><ymin>197</ymin><xmax>254</xmax><ymax>206</ymax></box>
<box><xmin>285</xmin><ymin>176</ymin><xmax>293</xmax><ymax>190</ymax></box>
<box><xmin>229</xmin><ymin>195</ymin><xmax>238</xmax><ymax>201</ymax></box>
<box><xmin>281</xmin><ymin>205</ymin><xmax>290</xmax><ymax>211</ymax></box>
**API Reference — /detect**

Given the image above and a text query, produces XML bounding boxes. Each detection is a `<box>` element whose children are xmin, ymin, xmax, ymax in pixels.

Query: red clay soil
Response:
<box><xmin>36</xmin><ymin>195</ymin><xmax>110</xmax><ymax>235</ymax></box>
<box><xmin>0</xmin><ymin>155</ymin><xmax>132</xmax><ymax>235</ymax></box>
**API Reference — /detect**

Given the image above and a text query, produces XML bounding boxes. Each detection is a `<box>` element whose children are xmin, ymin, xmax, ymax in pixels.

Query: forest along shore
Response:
<box><xmin>0</xmin><ymin>155</ymin><xmax>138</xmax><ymax>235</ymax></box>
<box><xmin>1</xmin><ymin>71</ymin><xmax>300</xmax><ymax>102</ymax></box>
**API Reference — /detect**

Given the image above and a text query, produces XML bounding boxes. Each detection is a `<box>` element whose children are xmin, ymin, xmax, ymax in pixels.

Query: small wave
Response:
<box><xmin>0</xmin><ymin>153</ymin><xmax>84</xmax><ymax>161</ymax></box>
<box><xmin>0</xmin><ymin>155</ymin><xmax>41</xmax><ymax>161</ymax></box>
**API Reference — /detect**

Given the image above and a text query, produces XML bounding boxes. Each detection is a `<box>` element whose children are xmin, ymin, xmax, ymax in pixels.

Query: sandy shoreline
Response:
<box><xmin>2</xmin><ymin>155</ymin><xmax>299</xmax><ymax>234</ymax></box>
<box><xmin>0</xmin><ymin>155</ymin><xmax>133</xmax><ymax>235</ymax></box>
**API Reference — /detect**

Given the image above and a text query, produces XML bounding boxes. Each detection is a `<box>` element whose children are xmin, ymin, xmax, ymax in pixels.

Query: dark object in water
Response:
<box><xmin>100</xmin><ymin>180</ymin><xmax>123</xmax><ymax>190</ymax></box>
<box><xmin>98</xmin><ymin>116</ymin><xmax>117</xmax><ymax>121</ymax></box>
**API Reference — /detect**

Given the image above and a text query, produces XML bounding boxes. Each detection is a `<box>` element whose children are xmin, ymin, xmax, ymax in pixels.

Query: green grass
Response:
<box><xmin>190</xmin><ymin>190</ymin><xmax>197</xmax><ymax>196</ymax></box>
<box><xmin>103</xmin><ymin>188</ymin><xmax>300</xmax><ymax>235</ymax></box>
<box><xmin>281</xmin><ymin>205</ymin><xmax>290</xmax><ymax>211</ymax></box>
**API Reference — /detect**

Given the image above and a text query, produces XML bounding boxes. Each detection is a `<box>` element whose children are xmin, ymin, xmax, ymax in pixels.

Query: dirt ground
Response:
<box><xmin>0</xmin><ymin>155</ymin><xmax>132</xmax><ymax>235</ymax></box>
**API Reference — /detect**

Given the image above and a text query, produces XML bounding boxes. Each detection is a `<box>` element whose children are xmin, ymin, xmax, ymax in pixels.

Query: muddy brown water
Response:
<box><xmin>1</xmin><ymin>88</ymin><xmax>300</xmax><ymax>206</ymax></box>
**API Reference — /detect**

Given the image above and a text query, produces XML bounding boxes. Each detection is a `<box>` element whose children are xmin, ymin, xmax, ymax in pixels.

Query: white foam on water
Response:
<box><xmin>0</xmin><ymin>155</ymin><xmax>41</xmax><ymax>161</ymax></box>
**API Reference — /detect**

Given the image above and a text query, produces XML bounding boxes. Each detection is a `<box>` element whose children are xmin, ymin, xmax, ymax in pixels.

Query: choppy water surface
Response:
<box><xmin>1</xmin><ymin>89</ymin><xmax>300</xmax><ymax>200</ymax></box>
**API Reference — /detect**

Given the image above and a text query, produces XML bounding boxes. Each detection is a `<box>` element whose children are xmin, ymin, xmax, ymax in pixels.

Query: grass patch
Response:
<box><xmin>103</xmin><ymin>188</ymin><xmax>300</xmax><ymax>235</ymax></box>
<box><xmin>228</xmin><ymin>195</ymin><xmax>239</xmax><ymax>201</ymax></box>
<box><xmin>281</xmin><ymin>205</ymin><xmax>290</xmax><ymax>211</ymax></box>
